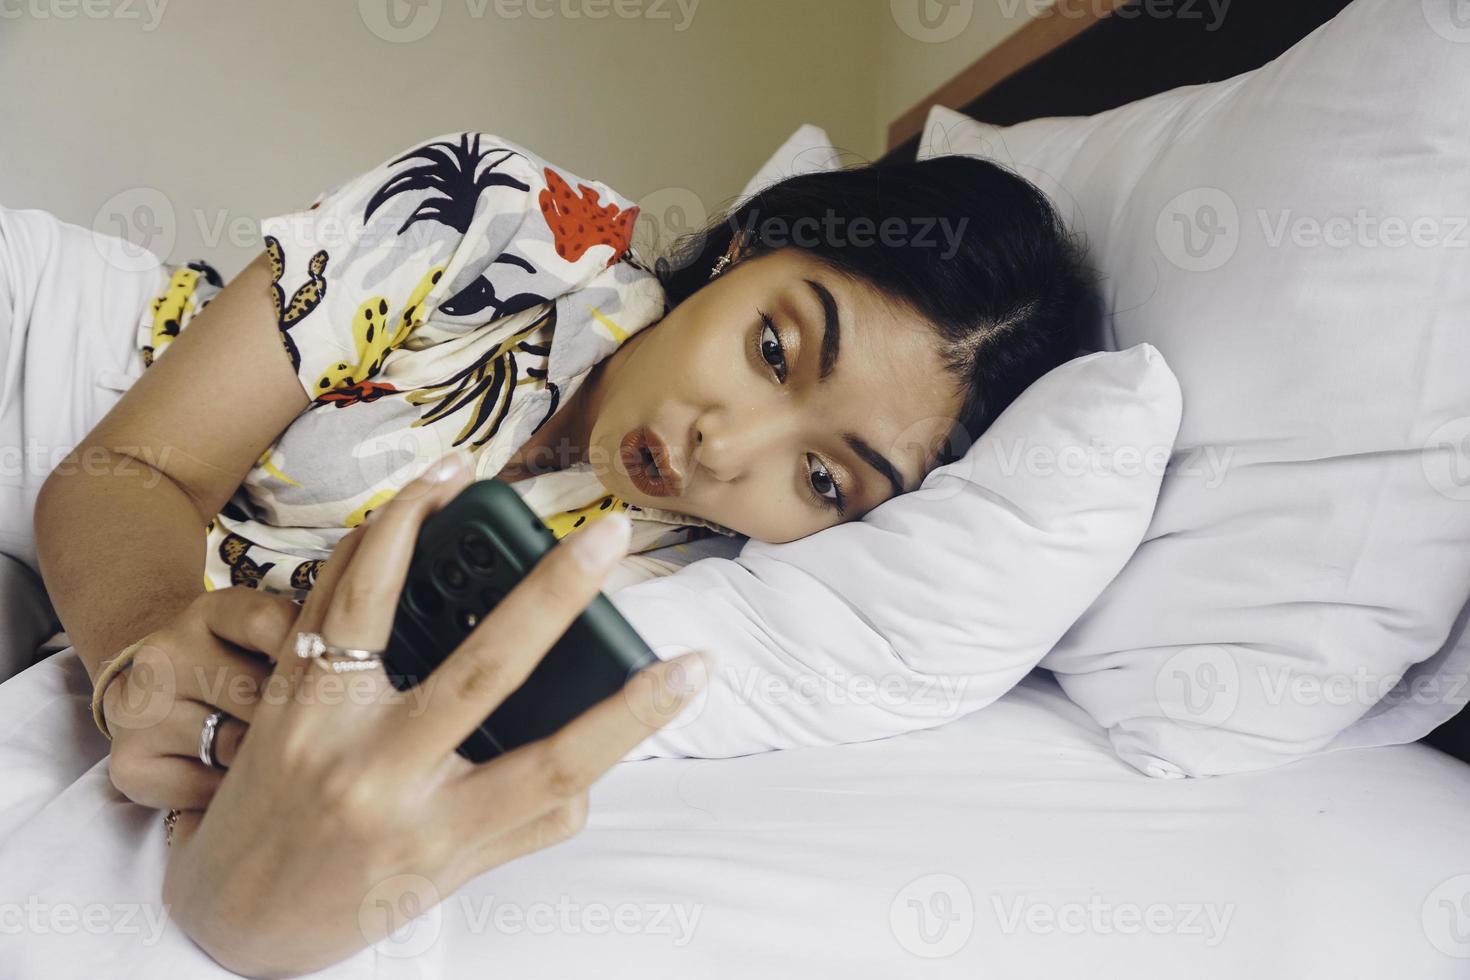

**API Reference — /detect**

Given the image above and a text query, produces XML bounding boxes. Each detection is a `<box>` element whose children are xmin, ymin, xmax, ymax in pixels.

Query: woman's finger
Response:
<box><xmin>171</xmin><ymin>646</ymin><xmax>273</xmax><ymax>726</ymax></box>
<box><xmin>391</xmin><ymin>511</ymin><xmax>634</xmax><ymax>765</ymax></box>
<box><xmin>200</xmin><ymin>710</ymin><xmax>249</xmax><ymax>770</ymax></box>
<box><xmin>190</xmin><ymin>586</ymin><xmax>301</xmax><ymax>667</ymax></box>
<box><xmin>268</xmin><ymin>510</ymin><xmax>372</xmax><ymax>688</ymax></box>
<box><xmin>466</xmin><ymin>791</ymin><xmax>590</xmax><ymax>874</ymax></box>
<box><xmin>160</xmin><ymin>698</ymin><xmax>245</xmax><ymax>766</ymax></box>
<box><xmin>315</xmin><ymin>449</ymin><xmax>476</xmax><ymax>652</ymax></box>
<box><xmin>443</xmin><ymin>653</ymin><xmax>705</xmax><ymax>836</ymax></box>
<box><xmin>105</xmin><ymin>635</ymin><xmax>271</xmax><ymax>742</ymax></box>
<box><xmin>107</xmin><ymin>749</ymin><xmax>223</xmax><ymax>811</ymax></box>
<box><xmin>277</xmin><ymin>449</ymin><xmax>474</xmax><ymax>690</ymax></box>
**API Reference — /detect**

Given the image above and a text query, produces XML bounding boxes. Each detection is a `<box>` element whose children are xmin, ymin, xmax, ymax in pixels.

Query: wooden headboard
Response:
<box><xmin>879</xmin><ymin>0</ymin><xmax>1356</xmax><ymax>165</ymax></box>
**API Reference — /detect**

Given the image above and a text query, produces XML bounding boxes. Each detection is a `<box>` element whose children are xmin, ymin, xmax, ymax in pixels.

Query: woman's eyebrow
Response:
<box><xmin>804</xmin><ymin>278</ymin><xmax>842</xmax><ymax>381</ymax></box>
<box><xmin>845</xmin><ymin>433</ymin><xmax>907</xmax><ymax>498</ymax></box>
<box><xmin>797</xmin><ymin>277</ymin><xmax>908</xmax><ymax>498</ymax></box>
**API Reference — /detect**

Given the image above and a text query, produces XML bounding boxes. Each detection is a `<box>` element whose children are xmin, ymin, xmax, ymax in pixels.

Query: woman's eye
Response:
<box><xmin>758</xmin><ymin>311</ymin><xmax>787</xmax><ymax>382</ymax></box>
<box><xmin>757</xmin><ymin>312</ymin><xmax>843</xmax><ymax>514</ymax></box>
<box><xmin>806</xmin><ymin>454</ymin><xmax>843</xmax><ymax>509</ymax></box>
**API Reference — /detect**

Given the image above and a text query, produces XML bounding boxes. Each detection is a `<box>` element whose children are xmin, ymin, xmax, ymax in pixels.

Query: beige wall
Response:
<box><xmin>0</xmin><ymin>0</ymin><xmax>1022</xmax><ymax>276</ymax></box>
<box><xmin>874</xmin><ymin>0</ymin><xmax>1034</xmax><ymax>151</ymax></box>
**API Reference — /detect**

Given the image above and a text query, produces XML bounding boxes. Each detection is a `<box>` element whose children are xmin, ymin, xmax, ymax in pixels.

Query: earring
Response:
<box><xmin>708</xmin><ymin>232</ymin><xmax>748</xmax><ymax>281</ymax></box>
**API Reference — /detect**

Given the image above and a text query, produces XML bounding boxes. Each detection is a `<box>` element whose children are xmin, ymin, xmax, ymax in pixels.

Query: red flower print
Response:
<box><xmin>538</xmin><ymin>167</ymin><xmax>639</xmax><ymax>268</ymax></box>
<box><xmin>319</xmin><ymin>380</ymin><xmax>399</xmax><ymax>408</ymax></box>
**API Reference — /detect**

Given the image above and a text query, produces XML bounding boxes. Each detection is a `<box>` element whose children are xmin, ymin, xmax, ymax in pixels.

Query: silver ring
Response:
<box><xmin>293</xmin><ymin>630</ymin><xmax>383</xmax><ymax>662</ymax></box>
<box><xmin>292</xmin><ymin>630</ymin><xmax>385</xmax><ymax>673</ymax></box>
<box><xmin>321</xmin><ymin>657</ymin><xmax>385</xmax><ymax>674</ymax></box>
<box><xmin>198</xmin><ymin>709</ymin><xmax>228</xmax><ymax>771</ymax></box>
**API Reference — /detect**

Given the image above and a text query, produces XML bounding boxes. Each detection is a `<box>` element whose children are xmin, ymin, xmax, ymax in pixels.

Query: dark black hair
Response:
<box><xmin>651</xmin><ymin>154</ymin><xmax>1100</xmax><ymax>467</ymax></box>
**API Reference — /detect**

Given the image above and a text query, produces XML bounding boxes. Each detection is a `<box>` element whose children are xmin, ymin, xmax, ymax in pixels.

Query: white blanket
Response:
<box><xmin>3</xmin><ymin>648</ymin><xmax>1466</xmax><ymax>978</ymax></box>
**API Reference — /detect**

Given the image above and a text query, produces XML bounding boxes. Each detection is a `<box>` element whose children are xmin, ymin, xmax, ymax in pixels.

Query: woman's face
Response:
<box><xmin>581</xmin><ymin>246</ymin><xmax>964</xmax><ymax>543</ymax></box>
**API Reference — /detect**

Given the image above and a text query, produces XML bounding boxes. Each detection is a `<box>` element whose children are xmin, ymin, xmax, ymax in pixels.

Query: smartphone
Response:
<box><xmin>381</xmin><ymin>477</ymin><xmax>657</xmax><ymax>763</ymax></box>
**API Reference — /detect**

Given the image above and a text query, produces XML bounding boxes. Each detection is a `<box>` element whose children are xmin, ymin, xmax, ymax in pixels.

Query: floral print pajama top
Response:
<box><xmin>133</xmin><ymin>131</ymin><xmax>741</xmax><ymax>600</ymax></box>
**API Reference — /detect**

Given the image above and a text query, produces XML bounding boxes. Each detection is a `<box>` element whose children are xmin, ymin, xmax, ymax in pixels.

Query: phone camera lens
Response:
<box><xmin>438</xmin><ymin>558</ymin><xmax>468</xmax><ymax>592</ymax></box>
<box><xmin>459</xmin><ymin>533</ymin><xmax>496</xmax><ymax>572</ymax></box>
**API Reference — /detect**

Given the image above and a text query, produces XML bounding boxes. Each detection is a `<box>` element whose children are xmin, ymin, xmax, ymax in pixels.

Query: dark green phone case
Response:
<box><xmin>381</xmin><ymin>478</ymin><xmax>656</xmax><ymax>763</ymax></box>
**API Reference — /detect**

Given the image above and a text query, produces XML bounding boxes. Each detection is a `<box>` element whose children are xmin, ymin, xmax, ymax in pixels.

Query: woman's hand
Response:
<box><xmin>101</xmin><ymin>587</ymin><xmax>300</xmax><ymax>810</ymax></box>
<box><xmin>160</xmin><ymin>448</ymin><xmax>706</xmax><ymax>978</ymax></box>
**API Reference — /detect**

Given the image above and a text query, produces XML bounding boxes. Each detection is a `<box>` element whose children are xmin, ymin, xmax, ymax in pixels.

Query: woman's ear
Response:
<box><xmin>728</xmin><ymin>229</ymin><xmax>756</xmax><ymax>264</ymax></box>
<box><xmin>710</xmin><ymin>229</ymin><xmax>756</xmax><ymax>281</ymax></box>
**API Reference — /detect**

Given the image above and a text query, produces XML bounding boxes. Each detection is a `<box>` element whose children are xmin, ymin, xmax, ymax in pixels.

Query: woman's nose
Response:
<box><xmin>693</xmin><ymin>408</ymin><xmax>783</xmax><ymax>484</ymax></box>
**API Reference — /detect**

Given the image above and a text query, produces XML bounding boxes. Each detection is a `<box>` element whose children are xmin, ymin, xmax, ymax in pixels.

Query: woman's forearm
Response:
<box><xmin>34</xmin><ymin>448</ymin><xmax>207</xmax><ymax>684</ymax></box>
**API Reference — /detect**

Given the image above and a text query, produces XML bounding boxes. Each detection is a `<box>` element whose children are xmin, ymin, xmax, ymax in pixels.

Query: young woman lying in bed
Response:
<box><xmin>34</xmin><ymin>130</ymin><xmax>1092</xmax><ymax>816</ymax></box>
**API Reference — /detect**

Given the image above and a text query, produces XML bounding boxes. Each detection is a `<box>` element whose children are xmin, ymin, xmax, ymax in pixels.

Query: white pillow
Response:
<box><xmin>918</xmin><ymin>0</ymin><xmax>1470</xmax><ymax>776</ymax></box>
<box><xmin>613</xmin><ymin>344</ymin><xmax>1181</xmax><ymax>760</ymax></box>
<box><xmin>735</xmin><ymin>124</ymin><xmax>841</xmax><ymax>206</ymax></box>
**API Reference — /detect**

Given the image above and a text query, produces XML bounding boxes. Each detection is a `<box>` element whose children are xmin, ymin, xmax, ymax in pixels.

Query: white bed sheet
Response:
<box><xmin>2</xmin><ymin>648</ymin><xmax>1467</xmax><ymax>979</ymax></box>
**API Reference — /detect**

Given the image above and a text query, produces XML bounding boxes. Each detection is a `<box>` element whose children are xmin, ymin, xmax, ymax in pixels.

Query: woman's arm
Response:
<box><xmin>37</xmin><ymin>130</ymin><xmax>650</xmax><ymax>814</ymax></box>
<box><xmin>33</xmin><ymin>250</ymin><xmax>308</xmax><ymax>684</ymax></box>
<box><xmin>162</xmin><ymin>458</ymin><xmax>704</xmax><ymax>978</ymax></box>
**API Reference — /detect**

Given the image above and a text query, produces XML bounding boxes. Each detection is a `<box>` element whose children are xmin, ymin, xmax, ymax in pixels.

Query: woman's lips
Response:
<box><xmin>619</xmin><ymin>425</ymin><xmax>684</xmax><ymax>498</ymax></box>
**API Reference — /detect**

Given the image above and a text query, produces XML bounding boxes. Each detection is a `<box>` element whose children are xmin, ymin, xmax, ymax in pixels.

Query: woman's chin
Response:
<box><xmin>596</xmin><ymin>464</ymin><xmax>711</xmax><ymax>524</ymax></box>
<box><xmin>598</xmin><ymin>469</ymin><xmax>646</xmax><ymax>507</ymax></box>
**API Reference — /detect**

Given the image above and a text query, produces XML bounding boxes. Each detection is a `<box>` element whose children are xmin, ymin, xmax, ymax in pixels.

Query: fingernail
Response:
<box><xmin>428</xmin><ymin>448</ymin><xmax>472</xmax><ymax>482</ymax></box>
<box><xmin>569</xmin><ymin>512</ymin><xmax>631</xmax><ymax>571</ymax></box>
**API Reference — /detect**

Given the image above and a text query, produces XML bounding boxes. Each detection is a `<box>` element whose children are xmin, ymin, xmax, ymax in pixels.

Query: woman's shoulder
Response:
<box><xmin>253</xmin><ymin>129</ymin><xmax>666</xmax><ymax>401</ymax></box>
<box><xmin>306</xmin><ymin>130</ymin><xmax>646</xmax><ymax>269</ymax></box>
